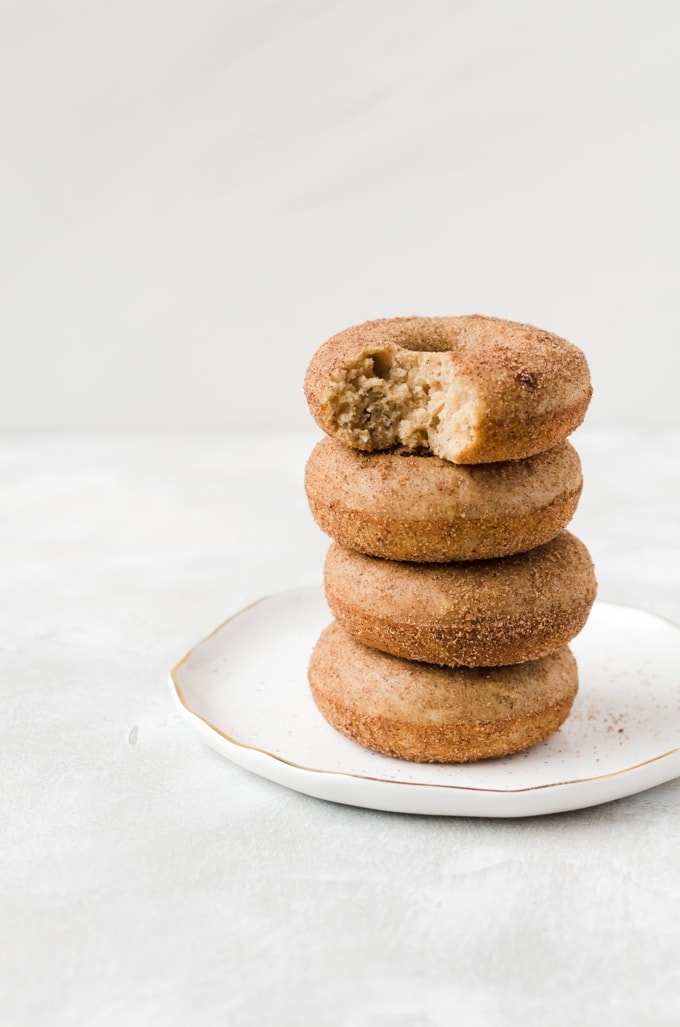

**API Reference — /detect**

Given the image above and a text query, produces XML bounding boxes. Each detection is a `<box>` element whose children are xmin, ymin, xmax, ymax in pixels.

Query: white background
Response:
<box><xmin>2</xmin><ymin>0</ymin><xmax>679</xmax><ymax>432</ymax></box>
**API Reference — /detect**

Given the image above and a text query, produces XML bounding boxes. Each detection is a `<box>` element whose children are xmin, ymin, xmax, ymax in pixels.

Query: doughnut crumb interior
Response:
<box><xmin>328</xmin><ymin>349</ymin><xmax>479</xmax><ymax>458</ymax></box>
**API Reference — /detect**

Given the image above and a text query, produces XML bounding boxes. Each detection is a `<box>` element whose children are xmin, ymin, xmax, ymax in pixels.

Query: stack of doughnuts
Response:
<box><xmin>303</xmin><ymin>315</ymin><xmax>597</xmax><ymax>763</ymax></box>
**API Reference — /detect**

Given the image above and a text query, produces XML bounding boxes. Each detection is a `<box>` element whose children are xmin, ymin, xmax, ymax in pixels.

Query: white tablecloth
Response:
<box><xmin>3</xmin><ymin>427</ymin><xmax>679</xmax><ymax>1025</ymax></box>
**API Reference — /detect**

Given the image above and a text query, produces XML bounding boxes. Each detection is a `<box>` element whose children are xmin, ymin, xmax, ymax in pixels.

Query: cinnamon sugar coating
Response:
<box><xmin>305</xmin><ymin>436</ymin><xmax>582</xmax><ymax>562</ymax></box>
<box><xmin>308</xmin><ymin>622</ymin><xmax>579</xmax><ymax>763</ymax></box>
<box><xmin>303</xmin><ymin>315</ymin><xmax>592</xmax><ymax>464</ymax></box>
<box><xmin>324</xmin><ymin>532</ymin><xmax>597</xmax><ymax>667</ymax></box>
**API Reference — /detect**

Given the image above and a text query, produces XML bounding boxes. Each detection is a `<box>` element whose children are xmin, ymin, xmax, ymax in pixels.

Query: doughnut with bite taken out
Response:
<box><xmin>304</xmin><ymin>315</ymin><xmax>592</xmax><ymax>465</ymax></box>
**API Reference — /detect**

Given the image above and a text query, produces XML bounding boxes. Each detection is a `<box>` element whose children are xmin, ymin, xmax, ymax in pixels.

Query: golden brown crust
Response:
<box><xmin>303</xmin><ymin>315</ymin><xmax>592</xmax><ymax>463</ymax></box>
<box><xmin>324</xmin><ymin>532</ymin><xmax>597</xmax><ymax>667</ymax></box>
<box><xmin>305</xmin><ymin>436</ymin><xmax>582</xmax><ymax>562</ymax></box>
<box><xmin>308</xmin><ymin>622</ymin><xmax>579</xmax><ymax>762</ymax></box>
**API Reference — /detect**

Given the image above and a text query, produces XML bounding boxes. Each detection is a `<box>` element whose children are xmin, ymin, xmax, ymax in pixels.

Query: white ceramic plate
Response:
<box><xmin>169</xmin><ymin>589</ymin><xmax>680</xmax><ymax>817</ymax></box>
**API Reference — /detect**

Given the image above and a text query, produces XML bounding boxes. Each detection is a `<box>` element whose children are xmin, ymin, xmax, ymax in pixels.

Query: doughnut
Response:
<box><xmin>308</xmin><ymin>622</ymin><xmax>578</xmax><ymax>763</ymax></box>
<box><xmin>305</xmin><ymin>436</ymin><xmax>582</xmax><ymax>563</ymax></box>
<box><xmin>323</xmin><ymin>532</ymin><xmax>597</xmax><ymax>667</ymax></box>
<box><xmin>303</xmin><ymin>315</ymin><xmax>592</xmax><ymax>464</ymax></box>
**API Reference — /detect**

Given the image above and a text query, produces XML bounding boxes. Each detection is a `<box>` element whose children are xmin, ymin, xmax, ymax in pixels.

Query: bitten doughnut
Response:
<box><xmin>305</xmin><ymin>436</ymin><xmax>582</xmax><ymax>562</ymax></box>
<box><xmin>304</xmin><ymin>315</ymin><xmax>592</xmax><ymax>464</ymax></box>
<box><xmin>324</xmin><ymin>532</ymin><xmax>597</xmax><ymax>667</ymax></box>
<box><xmin>309</xmin><ymin>622</ymin><xmax>579</xmax><ymax>763</ymax></box>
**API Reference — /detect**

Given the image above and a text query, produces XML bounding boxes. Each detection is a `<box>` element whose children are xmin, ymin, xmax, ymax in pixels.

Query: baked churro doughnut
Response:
<box><xmin>309</xmin><ymin>622</ymin><xmax>578</xmax><ymax>763</ymax></box>
<box><xmin>305</xmin><ymin>436</ymin><xmax>582</xmax><ymax>563</ymax></box>
<box><xmin>324</xmin><ymin>532</ymin><xmax>597</xmax><ymax>667</ymax></box>
<box><xmin>304</xmin><ymin>315</ymin><xmax>591</xmax><ymax>464</ymax></box>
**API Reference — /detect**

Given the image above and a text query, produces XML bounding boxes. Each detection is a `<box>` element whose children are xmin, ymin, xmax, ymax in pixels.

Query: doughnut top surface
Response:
<box><xmin>304</xmin><ymin>315</ymin><xmax>592</xmax><ymax>463</ymax></box>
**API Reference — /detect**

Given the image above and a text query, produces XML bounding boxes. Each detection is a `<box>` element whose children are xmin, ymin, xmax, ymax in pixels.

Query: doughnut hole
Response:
<box><xmin>327</xmin><ymin>349</ymin><xmax>482</xmax><ymax>461</ymax></box>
